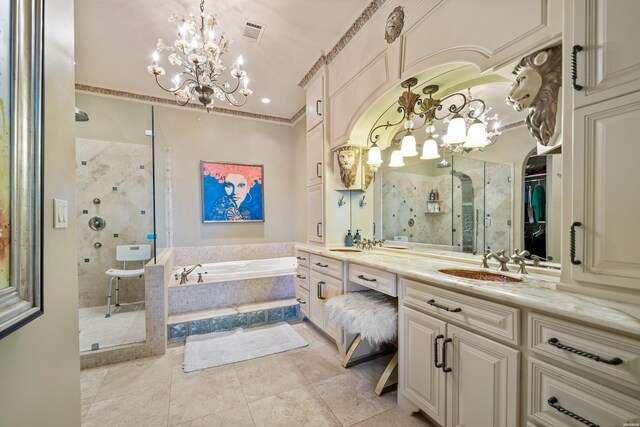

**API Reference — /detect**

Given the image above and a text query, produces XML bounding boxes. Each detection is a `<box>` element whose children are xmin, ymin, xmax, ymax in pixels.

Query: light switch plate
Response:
<box><xmin>53</xmin><ymin>198</ymin><xmax>68</xmax><ymax>229</ymax></box>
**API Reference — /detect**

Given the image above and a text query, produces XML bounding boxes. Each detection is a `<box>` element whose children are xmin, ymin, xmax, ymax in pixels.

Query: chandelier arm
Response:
<box><xmin>225</xmin><ymin>93</ymin><xmax>248</xmax><ymax>107</ymax></box>
<box><xmin>433</xmin><ymin>92</ymin><xmax>468</xmax><ymax>120</ymax></box>
<box><xmin>467</xmin><ymin>99</ymin><xmax>486</xmax><ymax>119</ymax></box>
<box><xmin>174</xmin><ymin>77</ymin><xmax>198</xmax><ymax>92</ymax></box>
<box><xmin>154</xmin><ymin>74</ymin><xmax>181</xmax><ymax>94</ymax></box>
<box><xmin>368</xmin><ymin>116</ymin><xmax>407</xmax><ymax>145</ymax></box>
<box><xmin>211</xmin><ymin>77</ymin><xmax>242</xmax><ymax>95</ymax></box>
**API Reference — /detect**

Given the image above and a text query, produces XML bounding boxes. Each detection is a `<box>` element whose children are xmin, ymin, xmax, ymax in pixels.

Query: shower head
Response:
<box><xmin>75</xmin><ymin>107</ymin><xmax>89</xmax><ymax>122</ymax></box>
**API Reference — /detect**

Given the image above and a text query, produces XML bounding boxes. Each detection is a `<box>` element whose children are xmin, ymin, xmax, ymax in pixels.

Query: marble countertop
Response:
<box><xmin>295</xmin><ymin>244</ymin><xmax>640</xmax><ymax>337</ymax></box>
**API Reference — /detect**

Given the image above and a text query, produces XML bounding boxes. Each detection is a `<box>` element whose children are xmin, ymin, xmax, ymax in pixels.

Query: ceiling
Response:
<box><xmin>74</xmin><ymin>0</ymin><xmax>370</xmax><ymax>120</ymax></box>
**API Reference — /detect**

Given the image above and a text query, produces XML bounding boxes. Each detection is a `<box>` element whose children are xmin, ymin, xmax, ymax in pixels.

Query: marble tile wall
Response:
<box><xmin>168</xmin><ymin>276</ymin><xmax>295</xmax><ymax>315</ymax></box>
<box><xmin>484</xmin><ymin>162</ymin><xmax>512</xmax><ymax>253</ymax></box>
<box><xmin>173</xmin><ymin>242</ymin><xmax>295</xmax><ymax>266</ymax></box>
<box><xmin>382</xmin><ymin>171</ymin><xmax>453</xmax><ymax>245</ymax></box>
<box><xmin>76</xmin><ymin>138</ymin><xmax>154</xmax><ymax>308</ymax></box>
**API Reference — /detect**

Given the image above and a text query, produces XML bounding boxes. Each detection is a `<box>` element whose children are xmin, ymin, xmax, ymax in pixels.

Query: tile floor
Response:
<box><xmin>79</xmin><ymin>303</ymin><xmax>146</xmax><ymax>352</ymax></box>
<box><xmin>80</xmin><ymin>321</ymin><xmax>433</xmax><ymax>426</ymax></box>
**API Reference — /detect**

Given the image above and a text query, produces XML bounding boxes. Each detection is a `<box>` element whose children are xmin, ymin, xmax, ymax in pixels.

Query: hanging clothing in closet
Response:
<box><xmin>524</xmin><ymin>184</ymin><xmax>535</xmax><ymax>223</ymax></box>
<box><xmin>532</xmin><ymin>184</ymin><xmax>546</xmax><ymax>224</ymax></box>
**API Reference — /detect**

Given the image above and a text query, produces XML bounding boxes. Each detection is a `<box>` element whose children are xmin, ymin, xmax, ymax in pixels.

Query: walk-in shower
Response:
<box><xmin>451</xmin><ymin>170</ymin><xmax>475</xmax><ymax>253</ymax></box>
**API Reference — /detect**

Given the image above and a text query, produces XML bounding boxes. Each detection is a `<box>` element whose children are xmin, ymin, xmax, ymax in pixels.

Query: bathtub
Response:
<box><xmin>174</xmin><ymin>256</ymin><xmax>297</xmax><ymax>284</ymax></box>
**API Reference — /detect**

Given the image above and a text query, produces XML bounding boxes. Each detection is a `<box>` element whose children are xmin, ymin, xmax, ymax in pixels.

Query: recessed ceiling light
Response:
<box><xmin>261</xmin><ymin>98</ymin><xmax>271</xmax><ymax>104</ymax></box>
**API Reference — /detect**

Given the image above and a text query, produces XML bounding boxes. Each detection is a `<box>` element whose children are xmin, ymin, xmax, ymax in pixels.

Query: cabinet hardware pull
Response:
<box><xmin>434</xmin><ymin>335</ymin><xmax>444</xmax><ymax>368</ymax></box>
<box><xmin>316</xmin><ymin>162</ymin><xmax>322</xmax><ymax>178</ymax></box>
<box><xmin>316</xmin><ymin>100</ymin><xmax>322</xmax><ymax>116</ymax></box>
<box><xmin>296</xmin><ymin>274</ymin><xmax>306</xmax><ymax>280</ymax></box>
<box><xmin>316</xmin><ymin>222</ymin><xmax>323</xmax><ymax>238</ymax></box>
<box><xmin>548</xmin><ymin>396</ymin><xmax>599</xmax><ymax>427</ymax></box>
<box><xmin>547</xmin><ymin>337</ymin><xmax>623</xmax><ymax>365</ymax></box>
<box><xmin>357</xmin><ymin>274</ymin><xmax>377</xmax><ymax>282</ymax></box>
<box><xmin>570</xmin><ymin>221</ymin><xmax>582</xmax><ymax>265</ymax></box>
<box><xmin>571</xmin><ymin>45</ymin><xmax>584</xmax><ymax>91</ymax></box>
<box><xmin>315</xmin><ymin>262</ymin><xmax>328</xmax><ymax>268</ymax></box>
<box><xmin>296</xmin><ymin>256</ymin><xmax>306</xmax><ymax>261</ymax></box>
<box><xmin>427</xmin><ymin>299</ymin><xmax>462</xmax><ymax>313</ymax></box>
<box><xmin>296</xmin><ymin>298</ymin><xmax>306</xmax><ymax>305</ymax></box>
<box><xmin>442</xmin><ymin>337</ymin><xmax>453</xmax><ymax>373</ymax></box>
<box><xmin>317</xmin><ymin>281</ymin><xmax>326</xmax><ymax>300</ymax></box>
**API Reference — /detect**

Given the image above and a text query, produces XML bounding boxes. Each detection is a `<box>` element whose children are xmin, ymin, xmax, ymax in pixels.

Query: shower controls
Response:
<box><xmin>94</xmin><ymin>242</ymin><xmax>102</xmax><ymax>248</ymax></box>
<box><xmin>93</xmin><ymin>197</ymin><xmax>101</xmax><ymax>204</ymax></box>
<box><xmin>89</xmin><ymin>216</ymin><xmax>106</xmax><ymax>231</ymax></box>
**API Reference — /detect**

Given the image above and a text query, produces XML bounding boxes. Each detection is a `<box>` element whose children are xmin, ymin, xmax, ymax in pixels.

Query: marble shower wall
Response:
<box><xmin>76</xmin><ymin>138</ymin><xmax>154</xmax><ymax>308</ymax></box>
<box><xmin>382</xmin><ymin>171</ymin><xmax>453</xmax><ymax>245</ymax></box>
<box><xmin>484</xmin><ymin>162</ymin><xmax>511</xmax><ymax>253</ymax></box>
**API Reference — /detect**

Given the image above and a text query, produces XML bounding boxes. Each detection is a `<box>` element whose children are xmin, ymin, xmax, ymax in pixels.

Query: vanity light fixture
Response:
<box><xmin>147</xmin><ymin>0</ymin><xmax>253</xmax><ymax>111</ymax></box>
<box><xmin>366</xmin><ymin>78</ymin><xmax>501</xmax><ymax>169</ymax></box>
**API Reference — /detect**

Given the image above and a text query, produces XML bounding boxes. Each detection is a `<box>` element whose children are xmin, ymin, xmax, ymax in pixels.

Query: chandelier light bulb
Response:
<box><xmin>400</xmin><ymin>131</ymin><xmax>418</xmax><ymax>157</ymax></box>
<box><xmin>464</xmin><ymin>119</ymin><xmax>489</xmax><ymax>148</ymax></box>
<box><xmin>446</xmin><ymin>113</ymin><xmax>467</xmax><ymax>144</ymax></box>
<box><xmin>152</xmin><ymin>51</ymin><xmax>159</xmax><ymax>65</ymax></box>
<box><xmin>237</xmin><ymin>55</ymin><xmax>244</xmax><ymax>68</ymax></box>
<box><xmin>367</xmin><ymin>144</ymin><xmax>383</xmax><ymax>166</ymax></box>
<box><xmin>172</xmin><ymin>74</ymin><xmax>180</xmax><ymax>88</ymax></box>
<box><xmin>243</xmin><ymin>77</ymin><xmax>249</xmax><ymax>90</ymax></box>
<box><xmin>389</xmin><ymin>150</ymin><xmax>405</xmax><ymax>167</ymax></box>
<box><xmin>420</xmin><ymin>135</ymin><xmax>440</xmax><ymax>159</ymax></box>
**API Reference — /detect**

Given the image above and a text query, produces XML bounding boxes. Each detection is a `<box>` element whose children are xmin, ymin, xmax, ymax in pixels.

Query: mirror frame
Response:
<box><xmin>0</xmin><ymin>0</ymin><xmax>44</xmax><ymax>339</ymax></box>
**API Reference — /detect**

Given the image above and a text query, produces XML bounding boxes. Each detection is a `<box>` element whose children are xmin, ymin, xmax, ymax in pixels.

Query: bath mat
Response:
<box><xmin>182</xmin><ymin>322</ymin><xmax>308</xmax><ymax>372</ymax></box>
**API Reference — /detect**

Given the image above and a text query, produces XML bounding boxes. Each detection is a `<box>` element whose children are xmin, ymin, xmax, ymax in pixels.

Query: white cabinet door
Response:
<box><xmin>306</xmin><ymin>123</ymin><xmax>324</xmax><ymax>187</ymax></box>
<box><xmin>306</xmin><ymin>74</ymin><xmax>324</xmax><ymax>131</ymax></box>
<box><xmin>572</xmin><ymin>0</ymin><xmax>640</xmax><ymax>108</ymax></box>
<box><xmin>308</xmin><ymin>271</ymin><xmax>325</xmax><ymax>326</ymax></box>
<box><xmin>399</xmin><ymin>306</ymin><xmax>446</xmax><ymax>426</ymax></box>
<box><xmin>307</xmin><ymin>183</ymin><xmax>324</xmax><ymax>243</ymax></box>
<box><xmin>571</xmin><ymin>90</ymin><xmax>640</xmax><ymax>289</ymax></box>
<box><xmin>321</xmin><ymin>275</ymin><xmax>342</xmax><ymax>341</ymax></box>
<box><xmin>445</xmin><ymin>324</ymin><xmax>520</xmax><ymax>427</ymax></box>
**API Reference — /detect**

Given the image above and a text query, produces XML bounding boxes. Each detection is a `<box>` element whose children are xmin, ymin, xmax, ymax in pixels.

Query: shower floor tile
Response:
<box><xmin>79</xmin><ymin>303</ymin><xmax>146</xmax><ymax>352</ymax></box>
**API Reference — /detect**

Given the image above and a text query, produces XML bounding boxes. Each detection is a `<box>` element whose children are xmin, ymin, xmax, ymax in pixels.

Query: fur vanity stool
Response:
<box><xmin>325</xmin><ymin>290</ymin><xmax>398</xmax><ymax>395</ymax></box>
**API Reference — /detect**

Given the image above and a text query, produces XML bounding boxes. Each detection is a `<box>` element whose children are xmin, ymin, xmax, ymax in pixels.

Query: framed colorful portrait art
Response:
<box><xmin>201</xmin><ymin>161</ymin><xmax>264</xmax><ymax>223</ymax></box>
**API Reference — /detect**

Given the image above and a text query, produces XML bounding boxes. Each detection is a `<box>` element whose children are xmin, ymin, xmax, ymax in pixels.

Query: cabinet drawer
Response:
<box><xmin>400</xmin><ymin>278</ymin><xmax>520</xmax><ymax>345</ymax></box>
<box><xmin>296</xmin><ymin>251</ymin><xmax>310</xmax><ymax>268</ymax></box>
<box><xmin>529</xmin><ymin>358</ymin><xmax>640</xmax><ymax>427</ymax></box>
<box><xmin>310</xmin><ymin>254</ymin><xmax>343</xmax><ymax>279</ymax></box>
<box><xmin>348</xmin><ymin>263</ymin><xmax>396</xmax><ymax>297</ymax></box>
<box><xmin>295</xmin><ymin>267</ymin><xmax>310</xmax><ymax>291</ymax></box>
<box><xmin>295</xmin><ymin>284</ymin><xmax>309</xmax><ymax>317</ymax></box>
<box><xmin>529</xmin><ymin>313</ymin><xmax>640</xmax><ymax>391</ymax></box>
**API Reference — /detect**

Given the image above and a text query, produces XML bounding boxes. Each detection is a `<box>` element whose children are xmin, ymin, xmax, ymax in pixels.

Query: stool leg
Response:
<box><xmin>115</xmin><ymin>277</ymin><xmax>120</xmax><ymax>307</ymax></box>
<box><xmin>342</xmin><ymin>334</ymin><xmax>363</xmax><ymax>368</ymax></box>
<box><xmin>374</xmin><ymin>352</ymin><xmax>399</xmax><ymax>396</ymax></box>
<box><xmin>106</xmin><ymin>277</ymin><xmax>115</xmax><ymax>318</ymax></box>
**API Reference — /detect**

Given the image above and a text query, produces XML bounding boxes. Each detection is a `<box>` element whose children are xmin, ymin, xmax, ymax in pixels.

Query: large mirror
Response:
<box><xmin>347</xmin><ymin>64</ymin><xmax>562</xmax><ymax>264</ymax></box>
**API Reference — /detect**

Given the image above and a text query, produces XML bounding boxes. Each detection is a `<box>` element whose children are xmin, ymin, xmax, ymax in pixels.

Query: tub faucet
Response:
<box><xmin>487</xmin><ymin>250</ymin><xmax>510</xmax><ymax>272</ymax></box>
<box><xmin>180</xmin><ymin>264</ymin><xmax>202</xmax><ymax>284</ymax></box>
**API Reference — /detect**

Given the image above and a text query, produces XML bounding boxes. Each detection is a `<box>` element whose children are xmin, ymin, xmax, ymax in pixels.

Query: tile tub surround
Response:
<box><xmin>173</xmin><ymin>242</ymin><xmax>295</xmax><ymax>266</ymax></box>
<box><xmin>80</xmin><ymin>321</ymin><xmax>434</xmax><ymax>426</ymax></box>
<box><xmin>76</xmin><ymin>138</ymin><xmax>154</xmax><ymax>308</ymax></box>
<box><xmin>295</xmin><ymin>244</ymin><xmax>640</xmax><ymax>337</ymax></box>
<box><xmin>168</xmin><ymin>275</ymin><xmax>294</xmax><ymax>315</ymax></box>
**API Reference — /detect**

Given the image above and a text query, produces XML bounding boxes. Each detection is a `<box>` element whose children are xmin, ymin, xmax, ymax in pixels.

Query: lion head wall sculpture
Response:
<box><xmin>506</xmin><ymin>45</ymin><xmax>562</xmax><ymax>147</ymax></box>
<box><xmin>336</xmin><ymin>146</ymin><xmax>361</xmax><ymax>189</ymax></box>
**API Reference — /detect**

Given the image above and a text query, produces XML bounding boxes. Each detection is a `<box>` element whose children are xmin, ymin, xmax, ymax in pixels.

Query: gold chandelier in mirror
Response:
<box><xmin>367</xmin><ymin>78</ymin><xmax>501</xmax><ymax>170</ymax></box>
<box><xmin>147</xmin><ymin>0</ymin><xmax>253</xmax><ymax>111</ymax></box>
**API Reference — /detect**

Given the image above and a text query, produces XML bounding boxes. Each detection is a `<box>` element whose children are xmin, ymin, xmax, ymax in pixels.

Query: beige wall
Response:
<box><xmin>154</xmin><ymin>106</ymin><xmax>304</xmax><ymax>247</ymax></box>
<box><xmin>0</xmin><ymin>0</ymin><xmax>81</xmax><ymax>425</ymax></box>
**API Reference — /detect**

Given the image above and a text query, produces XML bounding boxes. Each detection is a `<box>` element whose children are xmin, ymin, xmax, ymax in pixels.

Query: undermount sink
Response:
<box><xmin>329</xmin><ymin>248</ymin><xmax>363</xmax><ymax>253</ymax></box>
<box><xmin>438</xmin><ymin>269</ymin><xmax>522</xmax><ymax>283</ymax></box>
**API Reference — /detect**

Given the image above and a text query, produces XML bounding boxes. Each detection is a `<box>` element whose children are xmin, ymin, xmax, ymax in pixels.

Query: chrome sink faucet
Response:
<box><xmin>511</xmin><ymin>249</ymin><xmax>531</xmax><ymax>274</ymax></box>
<box><xmin>179</xmin><ymin>264</ymin><xmax>202</xmax><ymax>284</ymax></box>
<box><xmin>487</xmin><ymin>250</ymin><xmax>510</xmax><ymax>272</ymax></box>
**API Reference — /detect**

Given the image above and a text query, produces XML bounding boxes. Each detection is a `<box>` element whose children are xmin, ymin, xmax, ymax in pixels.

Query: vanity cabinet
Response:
<box><xmin>307</xmin><ymin>184</ymin><xmax>324</xmax><ymax>243</ymax></box>
<box><xmin>567</xmin><ymin>0</ymin><xmax>640</xmax><ymax>294</ymax></box>
<box><xmin>306</xmin><ymin>73</ymin><xmax>324</xmax><ymax>131</ymax></box>
<box><xmin>308</xmin><ymin>253</ymin><xmax>343</xmax><ymax>341</ymax></box>
<box><xmin>399</xmin><ymin>278</ymin><xmax>520</xmax><ymax>427</ymax></box>
<box><xmin>306</xmin><ymin>123</ymin><xmax>324</xmax><ymax>188</ymax></box>
<box><xmin>295</xmin><ymin>251</ymin><xmax>311</xmax><ymax>318</ymax></box>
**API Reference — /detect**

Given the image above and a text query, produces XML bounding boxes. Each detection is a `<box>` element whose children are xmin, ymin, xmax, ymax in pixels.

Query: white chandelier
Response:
<box><xmin>147</xmin><ymin>0</ymin><xmax>253</xmax><ymax>111</ymax></box>
<box><xmin>366</xmin><ymin>79</ymin><xmax>501</xmax><ymax>170</ymax></box>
